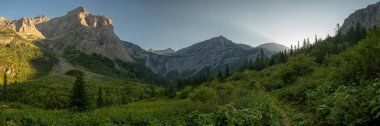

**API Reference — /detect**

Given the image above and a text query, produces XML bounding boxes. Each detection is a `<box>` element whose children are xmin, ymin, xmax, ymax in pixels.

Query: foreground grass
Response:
<box><xmin>0</xmin><ymin>99</ymin><xmax>195</xmax><ymax>125</ymax></box>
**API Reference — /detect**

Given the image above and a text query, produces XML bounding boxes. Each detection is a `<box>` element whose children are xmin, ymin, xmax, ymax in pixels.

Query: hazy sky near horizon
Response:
<box><xmin>0</xmin><ymin>0</ymin><xmax>378</xmax><ymax>50</ymax></box>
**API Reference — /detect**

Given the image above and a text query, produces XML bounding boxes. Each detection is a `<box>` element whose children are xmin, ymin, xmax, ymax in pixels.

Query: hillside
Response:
<box><xmin>1</xmin><ymin>25</ymin><xmax>378</xmax><ymax>124</ymax></box>
<box><xmin>0</xmin><ymin>7</ymin><xmax>170</xmax><ymax>86</ymax></box>
<box><xmin>0</xmin><ymin>29</ymin><xmax>56</xmax><ymax>83</ymax></box>
<box><xmin>0</xmin><ymin>2</ymin><xmax>380</xmax><ymax>126</ymax></box>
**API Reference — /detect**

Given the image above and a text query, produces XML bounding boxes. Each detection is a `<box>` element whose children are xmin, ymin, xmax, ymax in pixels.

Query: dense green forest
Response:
<box><xmin>0</xmin><ymin>24</ymin><xmax>380</xmax><ymax>125</ymax></box>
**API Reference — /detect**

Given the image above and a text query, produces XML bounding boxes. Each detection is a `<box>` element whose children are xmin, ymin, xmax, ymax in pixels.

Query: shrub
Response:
<box><xmin>65</xmin><ymin>70</ymin><xmax>84</xmax><ymax>77</ymax></box>
<box><xmin>180</xmin><ymin>86</ymin><xmax>192</xmax><ymax>99</ymax></box>
<box><xmin>190</xmin><ymin>86</ymin><xmax>217</xmax><ymax>102</ymax></box>
<box><xmin>279</xmin><ymin>55</ymin><xmax>317</xmax><ymax>84</ymax></box>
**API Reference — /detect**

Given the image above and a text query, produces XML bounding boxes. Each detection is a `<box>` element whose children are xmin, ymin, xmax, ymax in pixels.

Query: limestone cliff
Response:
<box><xmin>35</xmin><ymin>7</ymin><xmax>133</xmax><ymax>62</ymax></box>
<box><xmin>0</xmin><ymin>15</ymin><xmax>48</xmax><ymax>40</ymax></box>
<box><xmin>341</xmin><ymin>2</ymin><xmax>380</xmax><ymax>33</ymax></box>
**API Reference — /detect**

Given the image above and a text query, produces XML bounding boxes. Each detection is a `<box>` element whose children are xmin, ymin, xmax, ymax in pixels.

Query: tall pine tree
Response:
<box><xmin>69</xmin><ymin>75</ymin><xmax>89</xmax><ymax>111</ymax></box>
<box><xmin>225</xmin><ymin>65</ymin><xmax>230</xmax><ymax>77</ymax></box>
<box><xmin>96</xmin><ymin>88</ymin><xmax>104</xmax><ymax>108</ymax></box>
<box><xmin>2</xmin><ymin>66</ymin><xmax>8</xmax><ymax>102</ymax></box>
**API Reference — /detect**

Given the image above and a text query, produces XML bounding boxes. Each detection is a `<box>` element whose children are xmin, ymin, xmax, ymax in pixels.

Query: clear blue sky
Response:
<box><xmin>0</xmin><ymin>0</ymin><xmax>378</xmax><ymax>50</ymax></box>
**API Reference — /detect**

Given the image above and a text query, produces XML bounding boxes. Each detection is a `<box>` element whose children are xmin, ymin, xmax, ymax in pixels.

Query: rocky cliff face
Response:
<box><xmin>145</xmin><ymin>36</ymin><xmax>271</xmax><ymax>80</ymax></box>
<box><xmin>35</xmin><ymin>7</ymin><xmax>133</xmax><ymax>62</ymax></box>
<box><xmin>0</xmin><ymin>15</ymin><xmax>48</xmax><ymax>40</ymax></box>
<box><xmin>341</xmin><ymin>2</ymin><xmax>380</xmax><ymax>33</ymax></box>
<box><xmin>0</xmin><ymin>7</ymin><xmax>135</xmax><ymax>62</ymax></box>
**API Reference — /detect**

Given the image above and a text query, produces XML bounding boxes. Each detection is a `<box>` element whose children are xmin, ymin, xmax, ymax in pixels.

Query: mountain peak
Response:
<box><xmin>33</xmin><ymin>15</ymin><xmax>49</xmax><ymax>24</ymax></box>
<box><xmin>212</xmin><ymin>35</ymin><xmax>229</xmax><ymax>41</ymax></box>
<box><xmin>216</xmin><ymin>35</ymin><xmax>227</xmax><ymax>39</ymax></box>
<box><xmin>67</xmin><ymin>6</ymin><xmax>88</xmax><ymax>15</ymax></box>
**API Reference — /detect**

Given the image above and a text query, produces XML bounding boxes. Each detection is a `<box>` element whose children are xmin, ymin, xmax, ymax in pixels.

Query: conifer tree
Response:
<box><xmin>290</xmin><ymin>45</ymin><xmax>294</xmax><ymax>55</ymax></box>
<box><xmin>315</xmin><ymin>34</ymin><xmax>318</xmax><ymax>43</ymax></box>
<box><xmin>225</xmin><ymin>65</ymin><xmax>230</xmax><ymax>77</ymax></box>
<box><xmin>253</xmin><ymin>49</ymin><xmax>269</xmax><ymax>71</ymax></box>
<box><xmin>2</xmin><ymin>66</ymin><xmax>8</xmax><ymax>102</ymax></box>
<box><xmin>69</xmin><ymin>75</ymin><xmax>89</xmax><ymax>111</ymax></box>
<box><xmin>96</xmin><ymin>88</ymin><xmax>104</xmax><ymax>108</ymax></box>
<box><xmin>105</xmin><ymin>89</ymin><xmax>112</xmax><ymax>106</ymax></box>
<box><xmin>297</xmin><ymin>41</ymin><xmax>300</xmax><ymax>50</ymax></box>
<box><xmin>303</xmin><ymin>39</ymin><xmax>306</xmax><ymax>49</ymax></box>
<box><xmin>218</xmin><ymin>71</ymin><xmax>223</xmax><ymax>79</ymax></box>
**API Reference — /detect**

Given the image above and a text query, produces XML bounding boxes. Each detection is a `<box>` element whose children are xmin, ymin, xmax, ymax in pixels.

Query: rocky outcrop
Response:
<box><xmin>33</xmin><ymin>7</ymin><xmax>133</xmax><ymax>62</ymax></box>
<box><xmin>0</xmin><ymin>7</ymin><xmax>135</xmax><ymax>62</ymax></box>
<box><xmin>340</xmin><ymin>2</ymin><xmax>380</xmax><ymax>33</ymax></box>
<box><xmin>0</xmin><ymin>15</ymin><xmax>48</xmax><ymax>39</ymax></box>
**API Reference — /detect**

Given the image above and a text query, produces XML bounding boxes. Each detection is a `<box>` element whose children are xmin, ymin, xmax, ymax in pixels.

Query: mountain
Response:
<box><xmin>145</xmin><ymin>36</ymin><xmax>271</xmax><ymax>80</ymax></box>
<box><xmin>340</xmin><ymin>2</ymin><xmax>380</xmax><ymax>33</ymax></box>
<box><xmin>256</xmin><ymin>43</ymin><xmax>289</xmax><ymax>52</ymax></box>
<box><xmin>0</xmin><ymin>7</ymin><xmax>169</xmax><ymax>85</ymax></box>
<box><xmin>36</xmin><ymin>7</ymin><xmax>135</xmax><ymax>62</ymax></box>
<box><xmin>148</xmin><ymin>48</ymin><xmax>175</xmax><ymax>55</ymax></box>
<box><xmin>1</xmin><ymin>7</ymin><xmax>137</xmax><ymax>62</ymax></box>
<box><xmin>237</xmin><ymin>43</ymin><xmax>254</xmax><ymax>50</ymax></box>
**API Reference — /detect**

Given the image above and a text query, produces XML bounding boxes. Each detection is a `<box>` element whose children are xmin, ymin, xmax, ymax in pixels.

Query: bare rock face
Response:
<box><xmin>0</xmin><ymin>7</ymin><xmax>134</xmax><ymax>62</ymax></box>
<box><xmin>341</xmin><ymin>2</ymin><xmax>380</xmax><ymax>33</ymax></box>
<box><xmin>35</xmin><ymin>7</ymin><xmax>133</xmax><ymax>62</ymax></box>
<box><xmin>0</xmin><ymin>16</ymin><xmax>48</xmax><ymax>39</ymax></box>
<box><xmin>0</xmin><ymin>17</ymin><xmax>8</xmax><ymax>29</ymax></box>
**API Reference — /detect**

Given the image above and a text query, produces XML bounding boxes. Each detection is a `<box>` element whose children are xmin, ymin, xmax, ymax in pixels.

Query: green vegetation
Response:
<box><xmin>65</xmin><ymin>69</ymin><xmax>84</xmax><ymax>77</ymax></box>
<box><xmin>0</xmin><ymin>29</ymin><xmax>57</xmax><ymax>84</ymax></box>
<box><xmin>64</xmin><ymin>51</ymin><xmax>170</xmax><ymax>85</ymax></box>
<box><xmin>1</xmin><ymin>75</ymin><xmax>162</xmax><ymax>110</ymax></box>
<box><xmin>0</xmin><ymin>70</ymin><xmax>284</xmax><ymax>125</ymax></box>
<box><xmin>0</xmin><ymin>25</ymin><xmax>379</xmax><ymax>125</ymax></box>
<box><xmin>69</xmin><ymin>75</ymin><xmax>90</xmax><ymax>112</ymax></box>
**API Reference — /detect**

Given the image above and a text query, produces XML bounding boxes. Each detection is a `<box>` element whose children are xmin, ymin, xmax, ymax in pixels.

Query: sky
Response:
<box><xmin>0</xmin><ymin>0</ymin><xmax>378</xmax><ymax>50</ymax></box>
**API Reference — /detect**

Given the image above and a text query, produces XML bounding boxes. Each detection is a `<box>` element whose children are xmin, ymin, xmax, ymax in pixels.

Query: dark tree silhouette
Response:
<box><xmin>96</xmin><ymin>88</ymin><xmax>104</xmax><ymax>108</ymax></box>
<box><xmin>69</xmin><ymin>75</ymin><xmax>89</xmax><ymax>111</ymax></box>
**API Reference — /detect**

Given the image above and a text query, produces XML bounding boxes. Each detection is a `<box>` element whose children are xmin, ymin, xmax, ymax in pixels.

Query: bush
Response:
<box><xmin>65</xmin><ymin>70</ymin><xmax>84</xmax><ymax>77</ymax></box>
<box><xmin>180</xmin><ymin>86</ymin><xmax>192</xmax><ymax>99</ymax></box>
<box><xmin>190</xmin><ymin>86</ymin><xmax>217</xmax><ymax>102</ymax></box>
<box><xmin>279</xmin><ymin>55</ymin><xmax>317</xmax><ymax>84</ymax></box>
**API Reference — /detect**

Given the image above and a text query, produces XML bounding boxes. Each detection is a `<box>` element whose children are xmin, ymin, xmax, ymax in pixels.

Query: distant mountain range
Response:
<box><xmin>0</xmin><ymin>7</ymin><xmax>169</xmax><ymax>85</ymax></box>
<box><xmin>4</xmin><ymin>2</ymin><xmax>377</xmax><ymax>83</ymax></box>
<box><xmin>145</xmin><ymin>36</ymin><xmax>276</xmax><ymax>80</ymax></box>
<box><xmin>0</xmin><ymin>6</ymin><xmax>292</xmax><ymax>82</ymax></box>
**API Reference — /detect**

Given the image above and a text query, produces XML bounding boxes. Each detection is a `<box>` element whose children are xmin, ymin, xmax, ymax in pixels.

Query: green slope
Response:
<box><xmin>0</xmin><ymin>29</ymin><xmax>57</xmax><ymax>84</ymax></box>
<box><xmin>0</xmin><ymin>25</ymin><xmax>379</xmax><ymax>126</ymax></box>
